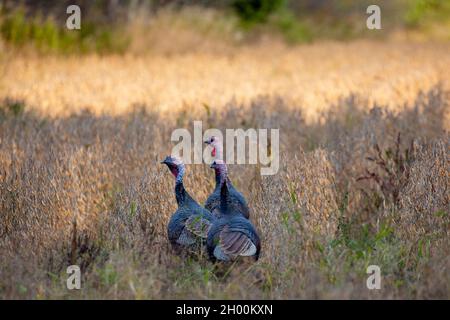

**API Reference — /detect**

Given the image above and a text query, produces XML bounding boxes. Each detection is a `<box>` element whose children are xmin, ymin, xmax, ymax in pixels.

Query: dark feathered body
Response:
<box><xmin>206</xmin><ymin>213</ymin><xmax>260</xmax><ymax>261</ymax></box>
<box><xmin>168</xmin><ymin>183</ymin><xmax>215</xmax><ymax>247</ymax></box>
<box><xmin>206</xmin><ymin>178</ymin><xmax>260</xmax><ymax>262</ymax></box>
<box><xmin>162</xmin><ymin>156</ymin><xmax>215</xmax><ymax>248</ymax></box>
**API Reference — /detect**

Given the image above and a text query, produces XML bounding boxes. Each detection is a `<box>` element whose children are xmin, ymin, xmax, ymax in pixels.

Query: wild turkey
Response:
<box><xmin>161</xmin><ymin>156</ymin><xmax>215</xmax><ymax>247</ymax></box>
<box><xmin>204</xmin><ymin>136</ymin><xmax>250</xmax><ymax>219</ymax></box>
<box><xmin>206</xmin><ymin>179</ymin><xmax>261</xmax><ymax>262</ymax></box>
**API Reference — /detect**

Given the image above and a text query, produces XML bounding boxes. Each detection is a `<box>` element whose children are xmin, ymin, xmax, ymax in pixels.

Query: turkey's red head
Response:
<box><xmin>204</xmin><ymin>135</ymin><xmax>221</xmax><ymax>158</ymax></box>
<box><xmin>161</xmin><ymin>156</ymin><xmax>184</xmax><ymax>180</ymax></box>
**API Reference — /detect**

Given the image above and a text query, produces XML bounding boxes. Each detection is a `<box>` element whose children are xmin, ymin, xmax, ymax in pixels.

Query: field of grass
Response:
<box><xmin>0</xmin><ymin>25</ymin><xmax>449</xmax><ymax>299</ymax></box>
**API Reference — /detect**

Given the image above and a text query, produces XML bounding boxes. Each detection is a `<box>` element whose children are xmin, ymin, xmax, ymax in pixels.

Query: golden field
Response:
<box><xmin>1</xmin><ymin>40</ymin><xmax>450</xmax><ymax>123</ymax></box>
<box><xmin>0</xmin><ymin>38</ymin><xmax>449</xmax><ymax>299</ymax></box>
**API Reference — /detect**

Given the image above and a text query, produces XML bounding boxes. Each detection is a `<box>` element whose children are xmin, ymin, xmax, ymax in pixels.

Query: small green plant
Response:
<box><xmin>0</xmin><ymin>98</ymin><xmax>25</xmax><ymax>118</ymax></box>
<box><xmin>357</xmin><ymin>133</ymin><xmax>415</xmax><ymax>204</ymax></box>
<box><xmin>98</xmin><ymin>263</ymin><xmax>118</xmax><ymax>287</ymax></box>
<box><xmin>272</xmin><ymin>9</ymin><xmax>312</xmax><ymax>43</ymax></box>
<box><xmin>404</xmin><ymin>0</ymin><xmax>450</xmax><ymax>27</ymax></box>
<box><xmin>232</xmin><ymin>0</ymin><xmax>286</xmax><ymax>26</ymax></box>
<box><xmin>129</xmin><ymin>201</ymin><xmax>137</xmax><ymax>221</ymax></box>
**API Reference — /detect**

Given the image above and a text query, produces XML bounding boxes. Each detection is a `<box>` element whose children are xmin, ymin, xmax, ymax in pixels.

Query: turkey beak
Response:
<box><xmin>204</xmin><ymin>139</ymin><xmax>210</xmax><ymax>145</ymax></box>
<box><xmin>160</xmin><ymin>160</ymin><xmax>166</xmax><ymax>164</ymax></box>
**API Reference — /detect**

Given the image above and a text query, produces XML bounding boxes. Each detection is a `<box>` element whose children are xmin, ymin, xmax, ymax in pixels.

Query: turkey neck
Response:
<box><xmin>218</xmin><ymin>164</ymin><xmax>238</xmax><ymax>216</ymax></box>
<box><xmin>174</xmin><ymin>166</ymin><xmax>190</xmax><ymax>205</ymax></box>
<box><xmin>214</xmin><ymin>163</ymin><xmax>230</xmax><ymax>188</ymax></box>
<box><xmin>219</xmin><ymin>179</ymin><xmax>229</xmax><ymax>215</ymax></box>
<box><xmin>175</xmin><ymin>181</ymin><xmax>187</xmax><ymax>205</ymax></box>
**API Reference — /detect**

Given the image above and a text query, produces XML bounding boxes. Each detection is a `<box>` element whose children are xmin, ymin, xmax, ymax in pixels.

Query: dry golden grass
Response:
<box><xmin>1</xmin><ymin>40</ymin><xmax>449</xmax><ymax>124</ymax></box>
<box><xmin>0</xmin><ymin>39</ymin><xmax>448</xmax><ymax>299</ymax></box>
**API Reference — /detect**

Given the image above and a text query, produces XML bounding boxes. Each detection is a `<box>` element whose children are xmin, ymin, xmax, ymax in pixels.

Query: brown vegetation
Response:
<box><xmin>0</xmin><ymin>40</ymin><xmax>448</xmax><ymax>299</ymax></box>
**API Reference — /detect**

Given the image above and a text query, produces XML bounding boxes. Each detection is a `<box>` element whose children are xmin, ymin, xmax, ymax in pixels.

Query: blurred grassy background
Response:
<box><xmin>0</xmin><ymin>0</ymin><xmax>449</xmax><ymax>55</ymax></box>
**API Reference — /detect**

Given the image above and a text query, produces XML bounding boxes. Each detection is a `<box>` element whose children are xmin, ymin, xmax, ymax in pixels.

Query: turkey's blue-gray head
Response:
<box><xmin>210</xmin><ymin>159</ymin><xmax>227</xmax><ymax>183</ymax></box>
<box><xmin>161</xmin><ymin>155</ymin><xmax>185</xmax><ymax>183</ymax></box>
<box><xmin>204</xmin><ymin>135</ymin><xmax>223</xmax><ymax>160</ymax></box>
